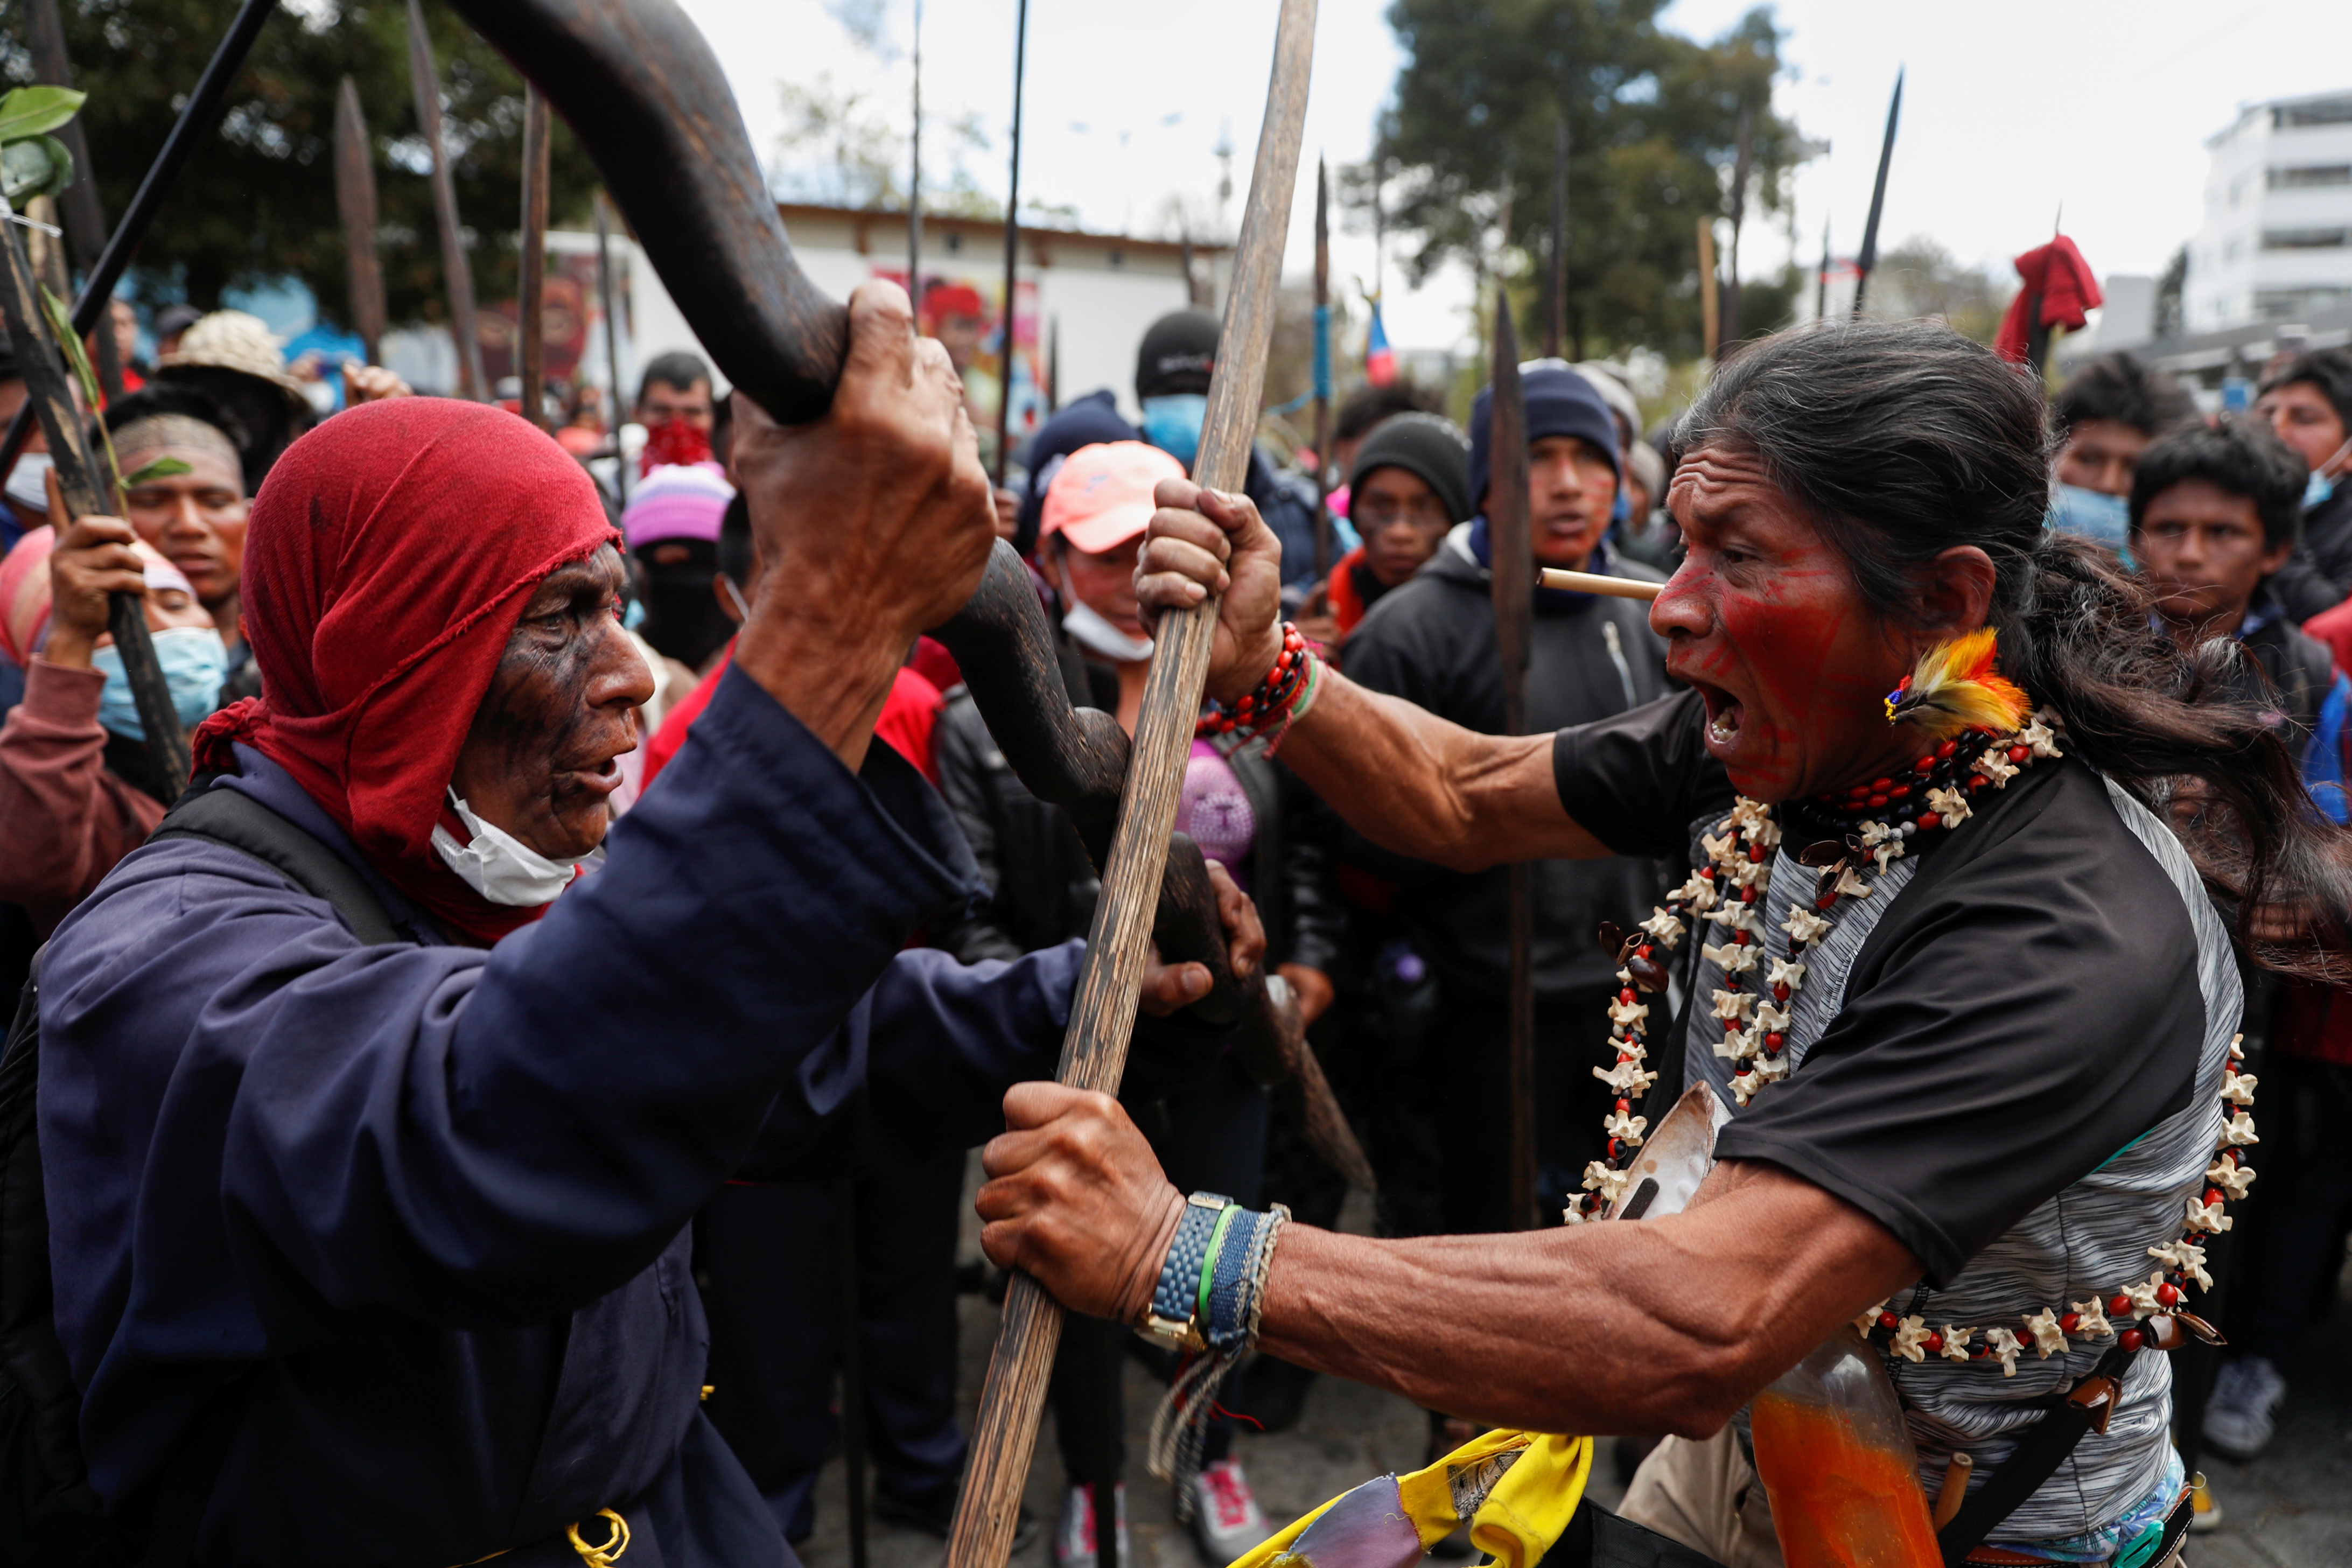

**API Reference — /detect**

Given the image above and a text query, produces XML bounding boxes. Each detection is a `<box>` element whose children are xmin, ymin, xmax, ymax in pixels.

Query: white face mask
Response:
<box><xmin>1056</xmin><ymin>559</ymin><xmax>1154</xmax><ymax>663</ymax></box>
<box><xmin>5</xmin><ymin>451</ymin><xmax>54</xmax><ymax>514</ymax></box>
<box><xmin>430</xmin><ymin>788</ymin><xmax>595</xmax><ymax>907</ymax></box>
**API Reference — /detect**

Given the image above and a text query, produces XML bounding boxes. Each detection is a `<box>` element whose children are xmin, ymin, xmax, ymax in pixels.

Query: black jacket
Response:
<box><xmin>1339</xmin><ymin>526</ymin><xmax>1674</xmax><ymax>997</ymax></box>
<box><xmin>933</xmin><ymin>645</ymin><xmax>1343</xmax><ymax>977</ymax></box>
<box><xmin>2269</xmin><ymin>484</ymin><xmax>2352</xmax><ymax>623</ymax></box>
<box><xmin>2236</xmin><ymin>585</ymin><xmax>2337</xmax><ymax>740</ymax></box>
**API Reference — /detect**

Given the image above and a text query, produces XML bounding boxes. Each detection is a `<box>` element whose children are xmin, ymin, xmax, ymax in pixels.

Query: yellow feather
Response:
<box><xmin>1887</xmin><ymin>628</ymin><xmax>2029</xmax><ymax>739</ymax></box>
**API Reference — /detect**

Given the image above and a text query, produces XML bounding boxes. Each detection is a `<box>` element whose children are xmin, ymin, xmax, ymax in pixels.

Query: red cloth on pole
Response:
<box><xmin>1994</xmin><ymin>236</ymin><xmax>2103</xmax><ymax>365</ymax></box>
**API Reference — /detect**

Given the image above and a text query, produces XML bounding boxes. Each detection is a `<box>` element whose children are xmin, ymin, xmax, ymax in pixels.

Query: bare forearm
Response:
<box><xmin>1278</xmin><ymin>667</ymin><xmax>1611</xmax><ymax>870</ymax></box>
<box><xmin>1253</xmin><ymin>1165</ymin><xmax>1921</xmax><ymax>1437</ymax></box>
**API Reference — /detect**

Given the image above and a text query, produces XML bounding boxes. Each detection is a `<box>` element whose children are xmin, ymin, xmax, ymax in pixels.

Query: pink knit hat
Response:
<box><xmin>621</xmin><ymin>460</ymin><xmax>734</xmax><ymax>549</ymax></box>
<box><xmin>0</xmin><ymin>526</ymin><xmax>53</xmax><ymax>667</ymax></box>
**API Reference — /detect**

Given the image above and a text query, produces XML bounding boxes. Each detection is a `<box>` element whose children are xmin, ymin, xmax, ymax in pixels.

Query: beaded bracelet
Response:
<box><xmin>1197</xmin><ymin>623</ymin><xmax>1318</xmax><ymax>743</ymax></box>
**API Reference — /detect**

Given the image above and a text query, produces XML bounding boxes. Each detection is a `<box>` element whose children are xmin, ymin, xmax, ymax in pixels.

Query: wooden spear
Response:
<box><xmin>1311</xmin><ymin>156</ymin><xmax>1331</xmax><ymax>583</ymax></box>
<box><xmin>518</xmin><ymin>82</ymin><xmax>552</xmax><ymax>429</ymax></box>
<box><xmin>1487</xmin><ymin>285</ymin><xmax>1538</xmax><ymax>1231</ymax></box>
<box><xmin>991</xmin><ymin>0</ymin><xmax>1028</xmax><ymax>487</ymax></box>
<box><xmin>334</xmin><ymin>77</ymin><xmax>388</xmax><ymax>365</ymax></box>
<box><xmin>22</xmin><ymin>0</ymin><xmax>126</xmax><ymax>403</ymax></box>
<box><xmin>944</xmin><ymin>2</ymin><xmax>1317</xmax><ymax>1560</ymax></box>
<box><xmin>0</xmin><ymin>197</ymin><xmax>188</xmax><ymax>787</ymax></box>
<box><xmin>1850</xmin><ymin>68</ymin><xmax>1903</xmax><ymax>319</ymax></box>
<box><xmin>1548</xmin><ymin>115</ymin><xmax>1566</xmax><ymax>361</ymax></box>
<box><xmin>407</xmin><ymin>0</ymin><xmax>488</xmax><ymax>399</ymax></box>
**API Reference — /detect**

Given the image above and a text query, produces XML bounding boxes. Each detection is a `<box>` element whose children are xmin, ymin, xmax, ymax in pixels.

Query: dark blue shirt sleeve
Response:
<box><xmin>42</xmin><ymin>664</ymin><xmax>991</xmax><ymax>1354</ymax></box>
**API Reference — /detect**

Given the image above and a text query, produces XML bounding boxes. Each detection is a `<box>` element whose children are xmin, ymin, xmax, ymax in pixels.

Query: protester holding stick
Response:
<box><xmin>980</xmin><ymin>321</ymin><xmax>2322</xmax><ymax>1567</ymax></box>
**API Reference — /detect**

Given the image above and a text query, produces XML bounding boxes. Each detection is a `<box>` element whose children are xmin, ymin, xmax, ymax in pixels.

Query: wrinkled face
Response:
<box><xmin>1527</xmin><ymin>434</ymin><xmax>1618</xmax><ymax>569</ymax></box>
<box><xmin>638</xmin><ymin>377</ymin><xmax>714</xmax><ymax>432</ymax></box>
<box><xmin>449</xmin><ymin>545</ymin><xmax>655</xmax><ymax>860</ymax></box>
<box><xmin>1654</xmin><ymin>445</ymin><xmax>1934</xmax><ymax>803</ymax></box>
<box><xmin>119</xmin><ymin>443</ymin><xmax>248</xmax><ymax>613</ymax></box>
<box><xmin>2257</xmin><ymin>381</ymin><xmax>2348</xmax><ymax>475</ymax></box>
<box><xmin>1057</xmin><ymin>534</ymin><xmax>1146</xmax><ymax>642</ymax></box>
<box><xmin>2134</xmin><ymin>478</ymin><xmax>2290</xmax><ymax>634</ymax></box>
<box><xmin>1353</xmin><ymin>465</ymin><xmax>1451</xmax><ymax>588</ymax></box>
<box><xmin>2054</xmin><ymin>417</ymin><xmax>2152</xmax><ymax>498</ymax></box>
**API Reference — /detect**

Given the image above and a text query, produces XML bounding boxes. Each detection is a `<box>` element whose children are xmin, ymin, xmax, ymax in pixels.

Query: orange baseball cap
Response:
<box><xmin>1039</xmin><ymin>440</ymin><xmax>1186</xmax><ymax>555</ymax></box>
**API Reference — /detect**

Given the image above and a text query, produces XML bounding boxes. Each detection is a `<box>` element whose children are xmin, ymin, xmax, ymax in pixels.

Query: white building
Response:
<box><xmin>2187</xmin><ymin>90</ymin><xmax>2352</xmax><ymax>332</ymax></box>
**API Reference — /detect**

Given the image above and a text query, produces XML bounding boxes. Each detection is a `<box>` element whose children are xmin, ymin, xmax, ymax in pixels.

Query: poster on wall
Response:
<box><xmin>875</xmin><ymin>268</ymin><xmax>1044</xmax><ymax>466</ymax></box>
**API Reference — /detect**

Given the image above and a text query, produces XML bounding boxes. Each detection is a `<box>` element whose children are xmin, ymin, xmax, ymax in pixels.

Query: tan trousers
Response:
<box><xmin>1616</xmin><ymin>1426</ymin><xmax>2189</xmax><ymax>1568</ymax></box>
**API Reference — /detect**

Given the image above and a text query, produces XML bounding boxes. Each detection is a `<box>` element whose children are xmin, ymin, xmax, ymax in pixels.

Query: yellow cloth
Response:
<box><xmin>1230</xmin><ymin>1430</ymin><xmax>1593</xmax><ymax>1568</ymax></box>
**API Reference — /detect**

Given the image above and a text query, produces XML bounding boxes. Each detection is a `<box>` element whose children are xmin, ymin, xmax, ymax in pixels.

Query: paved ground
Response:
<box><xmin>794</xmin><ymin>1170</ymin><xmax>2347</xmax><ymax>1568</ymax></box>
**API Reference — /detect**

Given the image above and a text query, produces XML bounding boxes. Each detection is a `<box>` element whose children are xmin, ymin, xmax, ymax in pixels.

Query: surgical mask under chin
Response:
<box><xmin>1056</xmin><ymin>558</ymin><xmax>1154</xmax><ymax>662</ymax></box>
<box><xmin>431</xmin><ymin>788</ymin><xmax>593</xmax><ymax>907</ymax></box>
<box><xmin>2308</xmin><ymin>469</ymin><xmax>2337</xmax><ymax>510</ymax></box>
<box><xmin>1139</xmin><ymin>394</ymin><xmax>1209</xmax><ymax>470</ymax></box>
<box><xmin>92</xmin><ymin>626</ymin><xmax>228</xmax><ymax>742</ymax></box>
<box><xmin>4</xmin><ymin>451</ymin><xmax>53</xmax><ymax>515</ymax></box>
<box><xmin>2047</xmin><ymin>482</ymin><xmax>2131</xmax><ymax>552</ymax></box>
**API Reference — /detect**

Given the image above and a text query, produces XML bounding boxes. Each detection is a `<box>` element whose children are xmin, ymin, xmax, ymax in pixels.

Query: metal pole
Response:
<box><xmin>1486</xmin><ymin>284</ymin><xmax>1536</xmax><ymax>1231</ymax></box>
<box><xmin>1850</xmin><ymin>68</ymin><xmax>1903</xmax><ymax>319</ymax></box>
<box><xmin>519</xmin><ymin>84</ymin><xmax>552</xmax><ymax>430</ymax></box>
<box><xmin>595</xmin><ymin>192</ymin><xmax>629</xmax><ymax>506</ymax></box>
<box><xmin>0</xmin><ymin>0</ymin><xmax>280</xmax><ymax>478</ymax></box>
<box><xmin>1311</xmin><ymin>156</ymin><xmax>1331</xmax><ymax>583</ymax></box>
<box><xmin>992</xmin><ymin>0</ymin><xmax>1028</xmax><ymax>487</ymax></box>
<box><xmin>23</xmin><ymin>0</ymin><xmax>125</xmax><ymax>404</ymax></box>
<box><xmin>407</xmin><ymin>0</ymin><xmax>487</xmax><ymax>398</ymax></box>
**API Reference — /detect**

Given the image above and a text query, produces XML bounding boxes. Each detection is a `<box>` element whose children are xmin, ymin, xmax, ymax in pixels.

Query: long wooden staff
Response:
<box><xmin>947</xmin><ymin>6</ymin><xmax>1316</xmax><ymax>1557</ymax></box>
<box><xmin>1486</xmin><ymin>288</ymin><xmax>1538</xmax><ymax>1231</ymax></box>
<box><xmin>517</xmin><ymin>83</ymin><xmax>552</xmax><ymax>429</ymax></box>
<box><xmin>22</xmin><ymin>0</ymin><xmax>126</xmax><ymax>403</ymax></box>
<box><xmin>407</xmin><ymin>0</ymin><xmax>488</xmax><ymax>400</ymax></box>
<box><xmin>0</xmin><ymin>201</ymin><xmax>188</xmax><ymax>786</ymax></box>
<box><xmin>334</xmin><ymin>78</ymin><xmax>388</xmax><ymax>365</ymax></box>
<box><xmin>1311</xmin><ymin>156</ymin><xmax>1331</xmax><ymax>582</ymax></box>
<box><xmin>0</xmin><ymin>0</ymin><xmax>279</xmax><ymax>479</ymax></box>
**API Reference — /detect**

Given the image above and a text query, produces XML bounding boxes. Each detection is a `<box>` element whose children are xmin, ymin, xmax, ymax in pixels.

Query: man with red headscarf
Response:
<box><xmin>29</xmin><ymin>285</ymin><xmax>1248</xmax><ymax>1568</ymax></box>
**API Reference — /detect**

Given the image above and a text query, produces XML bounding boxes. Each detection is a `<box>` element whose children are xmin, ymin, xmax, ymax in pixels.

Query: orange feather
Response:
<box><xmin>1885</xmin><ymin>627</ymin><xmax>2030</xmax><ymax>739</ymax></box>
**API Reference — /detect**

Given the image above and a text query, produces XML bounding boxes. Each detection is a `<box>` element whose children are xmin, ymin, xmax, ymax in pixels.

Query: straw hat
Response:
<box><xmin>155</xmin><ymin>310</ymin><xmax>310</xmax><ymax>407</ymax></box>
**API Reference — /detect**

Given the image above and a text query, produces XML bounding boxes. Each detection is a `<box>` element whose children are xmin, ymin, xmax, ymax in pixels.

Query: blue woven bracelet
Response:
<box><xmin>1149</xmin><ymin>1193</ymin><xmax>1233</xmax><ymax>1334</ymax></box>
<box><xmin>1201</xmin><ymin>1206</ymin><xmax>1267</xmax><ymax>1352</ymax></box>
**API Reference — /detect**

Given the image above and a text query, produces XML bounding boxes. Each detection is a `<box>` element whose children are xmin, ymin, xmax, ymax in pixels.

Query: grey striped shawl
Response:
<box><xmin>1680</xmin><ymin>776</ymin><xmax>2234</xmax><ymax>1545</ymax></box>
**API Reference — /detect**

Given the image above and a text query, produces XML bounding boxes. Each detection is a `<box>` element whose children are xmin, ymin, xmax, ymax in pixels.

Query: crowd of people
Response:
<box><xmin>0</xmin><ymin>274</ymin><xmax>2347</xmax><ymax>1568</ymax></box>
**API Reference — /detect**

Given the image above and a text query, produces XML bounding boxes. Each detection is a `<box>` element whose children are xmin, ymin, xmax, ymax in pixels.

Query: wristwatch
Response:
<box><xmin>1136</xmin><ymin>1191</ymin><xmax>1232</xmax><ymax>1353</ymax></box>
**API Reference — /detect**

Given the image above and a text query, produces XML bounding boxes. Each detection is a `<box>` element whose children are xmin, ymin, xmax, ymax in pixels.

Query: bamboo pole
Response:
<box><xmin>407</xmin><ymin>0</ymin><xmax>487</xmax><ymax>398</ymax></box>
<box><xmin>518</xmin><ymin>83</ymin><xmax>552</xmax><ymax>429</ymax></box>
<box><xmin>335</xmin><ymin>78</ymin><xmax>388</xmax><ymax>364</ymax></box>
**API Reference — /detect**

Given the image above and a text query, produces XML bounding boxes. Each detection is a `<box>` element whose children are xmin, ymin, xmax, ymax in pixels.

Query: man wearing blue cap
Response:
<box><xmin>1339</xmin><ymin>361</ymin><xmax>1671</xmax><ymax>1255</ymax></box>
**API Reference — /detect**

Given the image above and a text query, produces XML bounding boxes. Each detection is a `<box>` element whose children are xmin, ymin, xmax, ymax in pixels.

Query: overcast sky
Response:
<box><xmin>673</xmin><ymin>0</ymin><xmax>2352</xmax><ymax>358</ymax></box>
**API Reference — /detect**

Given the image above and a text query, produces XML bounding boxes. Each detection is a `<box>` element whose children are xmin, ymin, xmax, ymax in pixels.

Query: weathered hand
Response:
<box><xmin>44</xmin><ymin>510</ymin><xmax>144</xmax><ymax>670</ymax></box>
<box><xmin>978</xmin><ymin>1083</ymin><xmax>1185</xmax><ymax>1323</ymax></box>
<box><xmin>1135</xmin><ymin>477</ymin><xmax>1285</xmax><ymax>703</ymax></box>
<box><xmin>1137</xmin><ymin>859</ymin><xmax>1266</xmax><ymax>1015</ymax></box>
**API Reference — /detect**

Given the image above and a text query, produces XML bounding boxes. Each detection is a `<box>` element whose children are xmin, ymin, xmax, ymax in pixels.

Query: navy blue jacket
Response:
<box><xmin>38</xmin><ymin>664</ymin><xmax>1080</xmax><ymax>1567</ymax></box>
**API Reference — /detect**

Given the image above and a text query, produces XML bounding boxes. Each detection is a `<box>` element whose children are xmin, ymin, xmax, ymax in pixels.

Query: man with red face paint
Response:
<box><xmin>973</xmin><ymin>323</ymin><xmax>2352</xmax><ymax>1567</ymax></box>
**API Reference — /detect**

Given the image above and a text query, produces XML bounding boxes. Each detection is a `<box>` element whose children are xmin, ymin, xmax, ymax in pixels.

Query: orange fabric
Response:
<box><xmin>1326</xmin><ymin>545</ymin><xmax>1371</xmax><ymax>639</ymax></box>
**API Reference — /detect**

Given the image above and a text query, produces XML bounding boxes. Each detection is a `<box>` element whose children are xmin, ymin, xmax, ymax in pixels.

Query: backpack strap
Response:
<box><xmin>150</xmin><ymin>786</ymin><xmax>406</xmax><ymax>948</ymax></box>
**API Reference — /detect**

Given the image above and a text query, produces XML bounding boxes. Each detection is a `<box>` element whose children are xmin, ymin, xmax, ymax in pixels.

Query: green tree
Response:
<box><xmin>1864</xmin><ymin>236</ymin><xmax>2010</xmax><ymax>344</ymax></box>
<box><xmin>1375</xmin><ymin>0</ymin><xmax>1801</xmax><ymax>360</ymax></box>
<box><xmin>0</xmin><ymin>0</ymin><xmax>603</xmax><ymax>326</ymax></box>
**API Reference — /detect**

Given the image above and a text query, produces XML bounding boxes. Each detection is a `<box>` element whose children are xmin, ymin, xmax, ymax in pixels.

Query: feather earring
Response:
<box><xmin>1884</xmin><ymin>627</ymin><xmax>2029</xmax><ymax>739</ymax></box>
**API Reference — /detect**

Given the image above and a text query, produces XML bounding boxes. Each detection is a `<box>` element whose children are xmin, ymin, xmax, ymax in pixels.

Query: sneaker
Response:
<box><xmin>1054</xmin><ymin>1482</ymin><xmax>1129</xmax><ymax>1568</ymax></box>
<box><xmin>1189</xmin><ymin>1459</ymin><xmax>1275</xmax><ymax>1563</ymax></box>
<box><xmin>2203</xmin><ymin>1355</ymin><xmax>2288</xmax><ymax>1460</ymax></box>
<box><xmin>2189</xmin><ymin>1473</ymin><xmax>2223</xmax><ymax>1533</ymax></box>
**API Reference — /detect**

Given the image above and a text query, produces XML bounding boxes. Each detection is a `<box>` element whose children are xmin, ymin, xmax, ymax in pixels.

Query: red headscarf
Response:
<box><xmin>193</xmin><ymin>398</ymin><xmax>620</xmax><ymax>943</ymax></box>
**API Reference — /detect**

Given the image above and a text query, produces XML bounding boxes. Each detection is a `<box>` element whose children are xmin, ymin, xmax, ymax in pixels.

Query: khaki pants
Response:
<box><xmin>1617</xmin><ymin>1426</ymin><xmax>2189</xmax><ymax>1568</ymax></box>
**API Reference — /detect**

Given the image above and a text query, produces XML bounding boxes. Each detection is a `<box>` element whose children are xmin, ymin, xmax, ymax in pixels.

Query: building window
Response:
<box><xmin>2260</xmin><ymin>228</ymin><xmax>2351</xmax><ymax>250</ymax></box>
<box><xmin>2256</xmin><ymin>287</ymin><xmax>2352</xmax><ymax>317</ymax></box>
<box><xmin>1106</xmin><ymin>249</ymin><xmax>1125</xmax><ymax>269</ymax></box>
<box><xmin>943</xmin><ymin>230</ymin><xmax>964</xmax><ymax>254</ymax></box>
<box><xmin>2269</xmin><ymin>164</ymin><xmax>2352</xmax><ymax>190</ymax></box>
<box><xmin>2276</xmin><ymin>98</ymin><xmax>2352</xmax><ymax>129</ymax></box>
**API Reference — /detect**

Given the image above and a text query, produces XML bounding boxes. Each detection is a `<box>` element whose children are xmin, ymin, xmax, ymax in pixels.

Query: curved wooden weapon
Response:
<box><xmin>435</xmin><ymin>12</ymin><xmax>1360</xmax><ymax>1555</ymax></box>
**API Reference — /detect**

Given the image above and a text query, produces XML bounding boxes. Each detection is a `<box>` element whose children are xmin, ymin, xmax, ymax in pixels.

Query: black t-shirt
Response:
<box><xmin>1552</xmin><ymin>691</ymin><xmax>2207</xmax><ymax>1285</ymax></box>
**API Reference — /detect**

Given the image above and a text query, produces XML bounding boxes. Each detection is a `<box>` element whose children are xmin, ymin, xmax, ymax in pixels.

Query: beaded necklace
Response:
<box><xmin>1565</xmin><ymin>712</ymin><xmax>2250</xmax><ymax>1374</ymax></box>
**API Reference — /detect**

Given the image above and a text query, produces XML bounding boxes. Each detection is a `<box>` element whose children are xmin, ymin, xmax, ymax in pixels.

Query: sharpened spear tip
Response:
<box><xmin>1539</xmin><ymin>568</ymin><xmax>1662</xmax><ymax>600</ymax></box>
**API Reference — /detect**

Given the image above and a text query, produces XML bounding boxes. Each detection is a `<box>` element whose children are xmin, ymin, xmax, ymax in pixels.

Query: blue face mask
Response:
<box><xmin>92</xmin><ymin>626</ymin><xmax>228</xmax><ymax>742</ymax></box>
<box><xmin>2307</xmin><ymin>469</ymin><xmax>2336</xmax><ymax>510</ymax></box>
<box><xmin>2047</xmin><ymin>483</ymin><xmax>2132</xmax><ymax>552</ymax></box>
<box><xmin>1139</xmin><ymin>394</ymin><xmax>1209</xmax><ymax>470</ymax></box>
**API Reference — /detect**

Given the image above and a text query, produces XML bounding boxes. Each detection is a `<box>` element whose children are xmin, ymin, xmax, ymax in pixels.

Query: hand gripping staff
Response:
<box><xmin>424</xmin><ymin>4</ymin><xmax>1336</xmax><ymax>1563</ymax></box>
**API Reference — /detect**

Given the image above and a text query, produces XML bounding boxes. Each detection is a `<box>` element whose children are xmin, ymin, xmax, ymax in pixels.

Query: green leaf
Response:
<box><xmin>40</xmin><ymin>285</ymin><xmax>101</xmax><ymax>413</ymax></box>
<box><xmin>123</xmin><ymin>457</ymin><xmax>193</xmax><ymax>487</ymax></box>
<box><xmin>0</xmin><ymin>136</ymin><xmax>74</xmax><ymax>202</ymax></box>
<box><xmin>0</xmin><ymin>86</ymin><xmax>86</xmax><ymax>146</ymax></box>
